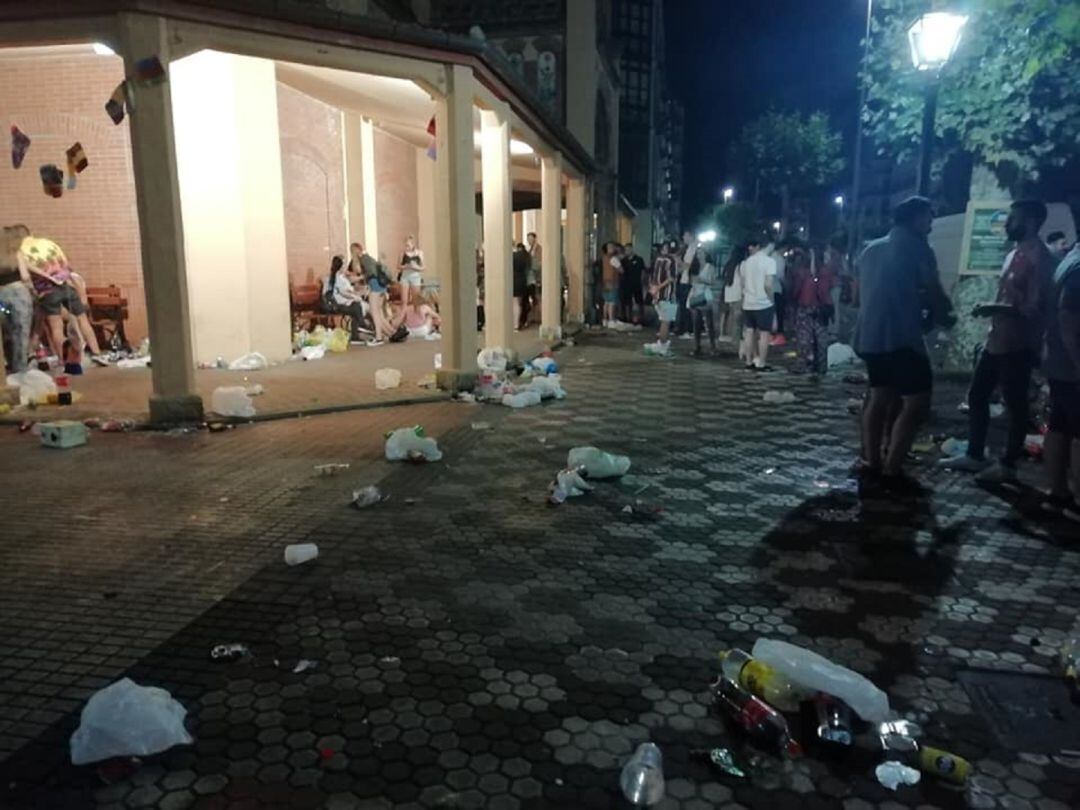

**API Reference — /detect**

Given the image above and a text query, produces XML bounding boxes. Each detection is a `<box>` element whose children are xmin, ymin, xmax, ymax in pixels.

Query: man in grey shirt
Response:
<box><xmin>853</xmin><ymin>196</ymin><xmax>954</xmax><ymax>493</ymax></box>
<box><xmin>1042</xmin><ymin>243</ymin><xmax>1080</xmax><ymax>517</ymax></box>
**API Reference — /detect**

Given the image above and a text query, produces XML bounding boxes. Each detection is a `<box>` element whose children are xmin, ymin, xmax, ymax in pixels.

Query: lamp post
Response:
<box><xmin>722</xmin><ymin>186</ymin><xmax>734</xmax><ymax>204</ymax></box>
<box><xmin>907</xmin><ymin>11</ymin><xmax>967</xmax><ymax>196</ymax></box>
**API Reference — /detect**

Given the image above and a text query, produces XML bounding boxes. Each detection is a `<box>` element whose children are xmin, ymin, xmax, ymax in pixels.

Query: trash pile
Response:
<box><xmin>292</xmin><ymin>326</ymin><xmax>350</xmax><ymax>360</ymax></box>
<box><xmin>549</xmin><ymin>446</ymin><xmax>630</xmax><ymax>505</ymax></box>
<box><xmin>384</xmin><ymin>425</ymin><xmax>443</xmax><ymax>462</ymax></box>
<box><xmin>473</xmin><ymin>347</ymin><xmax>567</xmax><ymax>409</ymax></box>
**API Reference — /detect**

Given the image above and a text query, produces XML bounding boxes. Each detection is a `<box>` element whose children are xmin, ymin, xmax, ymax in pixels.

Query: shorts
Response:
<box><xmin>602</xmin><ymin>288</ymin><xmax>619</xmax><ymax>304</ymax></box>
<box><xmin>368</xmin><ymin>277</ymin><xmax>387</xmax><ymax>295</ymax></box>
<box><xmin>1048</xmin><ymin>379</ymin><xmax>1080</xmax><ymax>438</ymax></box>
<box><xmin>861</xmin><ymin>349</ymin><xmax>933</xmax><ymax>396</ymax></box>
<box><xmin>38</xmin><ymin>283</ymin><xmax>86</xmax><ymax>316</ymax></box>
<box><xmin>655</xmin><ymin>300</ymin><xmax>677</xmax><ymax>323</ymax></box>
<box><xmin>742</xmin><ymin>306</ymin><xmax>774</xmax><ymax>332</ymax></box>
<box><xmin>620</xmin><ymin>279</ymin><xmax>644</xmax><ymax>306</ymax></box>
<box><xmin>400</xmin><ymin>270</ymin><xmax>423</xmax><ymax>288</ymax></box>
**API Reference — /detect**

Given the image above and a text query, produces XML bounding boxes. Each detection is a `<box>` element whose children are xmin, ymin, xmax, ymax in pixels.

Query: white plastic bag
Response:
<box><xmin>299</xmin><ymin>344</ymin><xmax>326</xmax><ymax>361</ymax></box>
<box><xmin>116</xmin><ymin>356</ymin><xmax>152</xmax><ymax>370</ymax></box>
<box><xmin>70</xmin><ymin>678</ymin><xmax>193</xmax><ymax>765</ymax></box>
<box><xmin>374</xmin><ymin>368</ymin><xmax>402</xmax><ymax>390</ymax></box>
<box><xmin>476</xmin><ymin>372</ymin><xmax>508</xmax><ymax>401</ymax></box>
<box><xmin>826</xmin><ymin>343</ymin><xmax>856</xmax><ymax>368</ymax></box>
<box><xmin>502</xmin><ymin>389</ymin><xmax>543</xmax><ymax>409</ymax></box>
<box><xmin>530</xmin><ymin>356</ymin><xmax>558</xmax><ymax>375</ymax></box>
<box><xmin>762</xmin><ymin>390</ymin><xmax>796</xmax><ymax>404</ymax></box>
<box><xmin>751</xmin><ymin>638</ymin><xmax>890</xmax><ymax>722</ymax></box>
<box><xmin>228</xmin><ymin>351</ymin><xmax>269</xmax><ymax>371</ymax></box>
<box><xmin>385</xmin><ymin>427</ymin><xmax>443</xmax><ymax>462</ymax></box>
<box><xmin>568</xmin><ymin>446</ymin><xmax>631</xmax><ymax>479</ymax></box>
<box><xmin>477</xmin><ymin>347</ymin><xmax>510</xmax><ymax>373</ymax></box>
<box><xmin>6</xmin><ymin>369</ymin><xmax>56</xmax><ymax>405</ymax></box>
<box><xmin>210</xmin><ymin>386</ymin><xmax>256</xmax><ymax>418</ymax></box>
<box><xmin>549</xmin><ymin>466</ymin><xmax>593</xmax><ymax>504</ymax></box>
<box><xmin>527</xmin><ymin>375</ymin><xmax>566</xmax><ymax>400</ymax></box>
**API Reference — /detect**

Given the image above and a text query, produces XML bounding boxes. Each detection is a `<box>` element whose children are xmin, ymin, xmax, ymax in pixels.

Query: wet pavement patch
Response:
<box><xmin>958</xmin><ymin>668</ymin><xmax>1080</xmax><ymax>753</ymax></box>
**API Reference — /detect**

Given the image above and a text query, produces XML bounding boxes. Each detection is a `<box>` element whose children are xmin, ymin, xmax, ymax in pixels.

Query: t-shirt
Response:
<box><xmin>679</xmin><ymin>245</ymin><xmax>696</xmax><ymax>284</ymax></box>
<box><xmin>739</xmin><ymin>251</ymin><xmax>776</xmax><ymax>311</ymax></box>
<box><xmin>20</xmin><ymin>236</ymin><xmax>70</xmax><ymax>293</ymax></box>
<box><xmin>650</xmin><ymin>256</ymin><xmax>676</xmax><ymax>302</ymax></box>
<box><xmin>329</xmin><ymin>271</ymin><xmax>357</xmax><ymax>307</ymax></box>
<box><xmin>853</xmin><ymin>226</ymin><xmax>940</xmax><ymax>356</ymax></box>
<box><xmin>622</xmin><ymin>254</ymin><xmax>645</xmax><ymax>287</ymax></box>
<box><xmin>1043</xmin><ymin>245</ymin><xmax>1080</xmax><ymax>382</ymax></box>
<box><xmin>771</xmin><ymin>252</ymin><xmax>786</xmax><ymax>294</ymax></box>
<box><xmin>986</xmin><ymin>238</ymin><xmax>1056</xmax><ymax>355</ymax></box>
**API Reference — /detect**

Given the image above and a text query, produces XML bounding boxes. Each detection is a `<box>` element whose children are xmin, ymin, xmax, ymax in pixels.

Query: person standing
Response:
<box><xmin>620</xmin><ymin>242</ymin><xmax>646</xmax><ymax>326</ymax></box>
<box><xmin>853</xmin><ymin>196</ymin><xmax>954</xmax><ymax>492</ymax></box>
<box><xmin>675</xmin><ymin>231</ymin><xmax>697</xmax><ymax>338</ymax></box>
<box><xmin>940</xmin><ymin>200</ymin><xmax>1056</xmax><ymax>481</ymax></box>
<box><xmin>645</xmin><ymin>240</ymin><xmax>678</xmax><ymax>356</ymax></box>
<box><xmin>767</xmin><ymin>242</ymin><xmax>788</xmax><ymax>346</ymax></box>
<box><xmin>397</xmin><ymin>235</ymin><xmax>425</xmax><ymax>307</ymax></box>
<box><xmin>513</xmin><ymin>242</ymin><xmax>530</xmax><ymax>330</ymax></box>
<box><xmin>600</xmin><ymin>242</ymin><xmax>623</xmax><ymax>327</ymax></box>
<box><xmin>1041</xmin><ymin>242</ymin><xmax>1080</xmax><ymax>517</ymax></box>
<box><xmin>690</xmin><ymin>250</ymin><xmax>719</xmax><ymax>356</ymax></box>
<box><xmin>791</xmin><ymin>245</ymin><xmax>838</xmax><ymax>374</ymax></box>
<box><xmin>526</xmin><ymin>231</ymin><xmax>542</xmax><ymax>326</ymax></box>
<box><xmin>0</xmin><ymin>226</ymin><xmax>33</xmax><ymax>372</ymax></box>
<box><xmin>738</xmin><ymin>235</ymin><xmax>776</xmax><ymax>370</ymax></box>
<box><xmin>720</xmin><ymin>244</ymin><xmax>747</xmax><ymax>345</ymax></box>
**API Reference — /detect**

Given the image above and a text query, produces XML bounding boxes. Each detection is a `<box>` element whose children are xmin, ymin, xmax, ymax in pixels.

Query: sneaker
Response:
<box><xmin>90</xmin><ymin>354</ymin><xmax>110</xmax><ymax>367</ymax></box>
<box><xmin>976</xmin><ymin>462</ymin><xmax>1018</xmax><ymax>484</ymax></box>
<box><xmin>366</xmin><ymin>339</ymin><xmax>385</xmax><ymax>347</ymax></box>
<box><xmin>770</xmin><ymin>334</ymin><xmax>787</xmax><ymax>346</ymax></box>
<box><xmin>349</xmin><ymin>338</ymin><xmax>366</xmax><ymax>345</ymax></box>
<box><xmin>938</xmin><ymin>454</ymin><xmax>989</xmax><ymax>473</ymax></box>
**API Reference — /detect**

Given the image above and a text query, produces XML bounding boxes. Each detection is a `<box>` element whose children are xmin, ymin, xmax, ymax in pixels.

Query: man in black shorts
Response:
<box><xmin>852</xmin><ymin>197</ymin><xmax>954</xmax><ymax>492</ymax></box>
<box><xmin>1042</xmin><ymin>242</ymin><xmax>1080</xmax><ymax>517</ymax></box>
<box><xmin>619</xmin><ymin>242</ymin><xmax>645</xmax><ymax>325</ymax></box>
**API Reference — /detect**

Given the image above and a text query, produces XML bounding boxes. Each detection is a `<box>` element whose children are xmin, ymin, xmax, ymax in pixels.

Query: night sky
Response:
<box><xmin>665</xmin><ymin>0</ymin><xmax>867</xmax><ymax>225</ymax></box>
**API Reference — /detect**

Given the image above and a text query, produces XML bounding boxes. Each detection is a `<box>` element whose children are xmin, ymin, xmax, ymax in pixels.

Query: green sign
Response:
<box><xmin>961</xmin><ymin>202</ymin><xmax>1011</xmax><ymax>275</ymax></box>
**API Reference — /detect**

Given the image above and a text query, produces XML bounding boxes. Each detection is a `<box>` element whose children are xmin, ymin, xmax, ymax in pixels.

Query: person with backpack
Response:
<box><xmin>324</xmin><ymin>254</ymin><xmax>369</xmax><ymax>345</ymax></box>
<box><xmin>348</xmin><ymin>242</ymin><xmax>398</xmax><ymax>346</ymax></box>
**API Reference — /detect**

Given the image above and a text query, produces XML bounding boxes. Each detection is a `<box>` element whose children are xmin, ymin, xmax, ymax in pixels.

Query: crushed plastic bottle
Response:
<box><xmin>751</xmin><ymin>638</ymin><xmax>890</xmax><ymax>723</ymax></box>
<box><xmin>351</xmin><ymin>485</ymin><xmax>386</xmax><ymax>509</ymax></box>
<box><xmin>619</xmin><ymin>742</ymin><xmax>665</xmax><ymax>806</ymax></box>
<box><xmin>814</xmin><ymin>694</ymin><xmax>854</xmax><ymax>746</ymax></box>
<box><xmin>711</xmin><ymin>677</ymin><xmax>803</xmax><ymax>758</ymax></box>
<box><xmin>918</xmin><ymin>746</ymin><xmax>971</xmax><ymax>785</ymax></box>
<box><xmin>567</xmin><ymin>446</ymin><xmax>631</xmax><ymax>479</ymax></box>
<box><xmin>875</xmin><ymin>760</ymin><xmax>920</xmax><ymax>791</ymax></box>
<box><xmin>718</xmin><ymin>649</ymin><xmax>807</xmax><ymax>712</ymax></box>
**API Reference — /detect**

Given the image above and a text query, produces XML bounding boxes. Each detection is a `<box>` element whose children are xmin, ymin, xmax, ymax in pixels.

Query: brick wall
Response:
<box><xmin>276</xmin><ymin>82</ymin><xmax>347</xmax><ymax>288</ymax></box>
<box><xmin>0</xmin><ymin>53</ymin><xmax>147</xmax><ymax>341</ymax></box>
<box><xmin>374</xmin><ymin>129</ymin><xmax>420</xmax><ymax>268</ymax></box>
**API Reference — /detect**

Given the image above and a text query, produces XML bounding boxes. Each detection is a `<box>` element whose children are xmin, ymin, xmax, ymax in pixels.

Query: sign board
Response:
<box><xmin>957</xmin><ymin>200</ymin><xmax>1011</xmax><ymax>276</ymax></box>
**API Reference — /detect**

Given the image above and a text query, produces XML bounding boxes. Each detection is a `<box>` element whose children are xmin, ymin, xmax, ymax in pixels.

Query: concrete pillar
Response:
<box><xmin>540</xmin><ymin>152</ymin><xmax>563</xmax><ymax>341</ymax></box>
<box><xmin>360</xmin><ymin>117</ymin><xmax>379</xmax><ymax>256</ymax></box>
<box><xmin>343</xmin><ymin>112</ymin><xmax>365</xmax><ymax>248</ymax></box>
<box><xmin>433</xmin><ymin>64</ymin><xmax>478</xmax><ymax>390</ymax></box>
<box><xmin>416</xmin><ymin>149</ymin><xmax>437</xmax><ymax>283</ymax></box>
<box><xmin>117</xmin><ymin>13</ymin><xmax>201</xmax><ymax>423</ymax></box>
<box><xmin>565</xmin><ymin>177</ymin><xmax>587</xmax><ymax>326</ymax></box>
<box><xmin>480</xmin><ymin>106</ymin><xmax>513</xmax><ymax>351</ymax></box>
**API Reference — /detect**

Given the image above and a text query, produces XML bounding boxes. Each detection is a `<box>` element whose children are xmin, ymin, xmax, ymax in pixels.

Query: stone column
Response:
<box><xmin>480</xmin><ymin>105</ymin><xmax>514</xmax><ymax>351</ymax></box>
<box><xmin>540</xmin><ymin>151</ymin><xmax>563</xmax><ymax>341</ymax></box>
<box><xmin>117</xmin><ymin>13</ymin><xmax>201</xmax><ymax>423</ymax></box>
<box><xmin>565</xmin><ymin>176</ymin><xmax>587</xmax><ymax>326</ymax></box>
<box><xmin>433</xmin><ymin>64</ymin><xmax>478</xmax><ymax>391</ymax></box>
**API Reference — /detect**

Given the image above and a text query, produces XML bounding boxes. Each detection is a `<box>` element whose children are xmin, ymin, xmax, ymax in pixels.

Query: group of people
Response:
<box><xmin>322</xmin><ymin>236</ymin><xmax>440</xmax><ymax>347</ymax></box>
<box><xmin>1</xmin><ymin>225</ymin><xmax>108</xmax><ymax>374</ymax></box>
<box><xmin>854</xmin><ymin>195</ymin><xmax>1078</xmax><ymax>515</ymax></box>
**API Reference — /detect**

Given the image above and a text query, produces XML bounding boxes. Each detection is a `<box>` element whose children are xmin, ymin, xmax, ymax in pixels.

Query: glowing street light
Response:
<box><xmin>697</xmin><ymin>229</ymin><xmax>717</xmax><ymax>244</ymax></box>
<box><xmin>907</xmin><ymin>11</ymin><xmax>967</xmax><ymax>195</ymax></box>
<box><xmin>721</xmin><ymin>186</ymin><xmax>735</xmax><ymax>204</ymax></box>
<box><xmin>833</xmin><ymin>194</ymin><xmax>845</xmax><ymax>209</ymax></box>
<box><xmin>771</xmin><ymin>221</ymin><xmax>782</xmax><ymax>233</ymax></box>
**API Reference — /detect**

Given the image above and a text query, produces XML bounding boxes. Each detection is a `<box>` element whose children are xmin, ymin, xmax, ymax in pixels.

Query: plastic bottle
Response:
<box><xmin>918</xmin><ymin>746</ymin><xmax>971</xmax><ymax>785</ymax></box>
<box><xmin>718</xmin><ymin>649</ymin><xmax>806</xmax><ymax>712</ymax></box>
<box><xmin>619</xmin><ymin>742</ymin><xmax>664</xmax><ymax>806</ymax></box>
<box><xmin>55</xmin><ymin>374</ymin><xmax>72</xmax><ymax>406</ymax></box>
<box><xmin>814</xmin><ymin>694</ymin><xmax>854</xmax><ymax>746</ymax></box>
<box><xmin>712</xmin><ymin>678</ymin><xmax>803</xmax><ymax>758</ymax></box>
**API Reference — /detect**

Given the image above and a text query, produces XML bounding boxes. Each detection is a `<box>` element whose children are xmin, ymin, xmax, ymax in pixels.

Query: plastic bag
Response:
<box><xmin>751</xmin><ymin>638</ymin><xmax>890</xmax><ymax>722</ymax></box>
<box><xmin>477</xmin><ymin>347</ymin><xmax>510</xmax><ymax>373</ymax></box>
<box><xmin>299</xmin><ymin>344</ymin><xmax>326</xmax><ymax>361</ymax></box>
<box><xmin>210</xmin><ymin>386</ymin><xmax>256</xmax><ymax>418</ymax></box>
<box><xmin>549</xmin><ymin>465</ymin><xmax>593</xmax><ymax>504</ymax></box>
<box><xmin>476</xmin><ymin>372</ymin><xmax>508</xmax><ymax>401</ymax></box>
<box><xmin>6</xmin><ymin>369</ymin><xmax>56</xmax><ymax>405</ymax></box>
<box><xmin>70</xmin><ymin>678</ymin><xmax>193</xmax><ymax>765</ymax></box>
<box><xmin>940</xmin><ymin>437</ymin><xmax>968</xmax><ymax>457</ymax></box>
<box><xmin>502</xmin><ymin>389</ymin><xmax>542</xmax><ymax>409</ymax></box>
<box><xmin>385</xmin><ymin>427</ymin><xmax>443</xmax><ymax>462</ymax></box>
<box><xmin>375</xmin><ymin>368</ymin><xmax>402</xmax><ymax>390</ymax></box>
<box><xmin>530</xmin><ymin>356</ymin><xmax>558</xmax><ymax>375</ymax></box>
<box><xmin>326</xmin><ymin>327</ymin><xmax>349</xmax><ymax>353</ymax></box>
<box><xmin>568</xmin><ymin>446</ymin><xmax>631</xmax><ymax>479</ymax></box>
<box><xmin>763</xmin><ymin>390</ymin><xmax>796</xmax><ymax>404</ymax></box>
<box><xmin>826</xmin><ymin>343</ymin><xmax>856</xmax><ymax>368</ymax></box>
<box><xmin>228</xmin><ymin>352</ymin><xmax>268</xmax><ymax>371</ymax></box>
<box><xmin>527</xmin><ymin>375</ymin><xmax>566</xmax><ymax>400</ymax></box>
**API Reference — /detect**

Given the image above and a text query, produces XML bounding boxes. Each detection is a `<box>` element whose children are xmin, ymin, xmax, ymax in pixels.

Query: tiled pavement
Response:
<box><xmin>0</xmin><ymin>332</ymin><xmax>1078</xmax><ymax>809</ymax></box>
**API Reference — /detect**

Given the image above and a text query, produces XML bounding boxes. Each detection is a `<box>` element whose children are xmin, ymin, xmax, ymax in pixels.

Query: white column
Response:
<box><xmin>416</xmin><ymin>149</ymin><xmax>438</xmax><ymax>283</ymax></box>
<box><xmin>433</xmin><ymin>64</ymin><xmax>479</xmax><ymax>390</ymax></box>
<box><xmin>360</xmin><ymin>117</ymin><xmax>379</xmax><ymax>257</ymax></box>
<box><xmin>343</xmin><ymin>112</ymin><xmax>365</xmax><ymax>247</ymax></box>
<box><xmin>118</xmin><ymin>13</ymin><xmax>201</xmax><ymax>423</ymax></box>
<box><xmin>480</xmin><ymin>106</ymin><xmax>513</xmax><ymax>351</ymax></box>
<box><xmin>540</xmin><ymin>151</ymin><xmax>563</xmax><ymax>341</ymax></box>
<box><xmin>565</xmin><ymin>177</ymin><xmax>587</xmax><ymax>326</ymax></box>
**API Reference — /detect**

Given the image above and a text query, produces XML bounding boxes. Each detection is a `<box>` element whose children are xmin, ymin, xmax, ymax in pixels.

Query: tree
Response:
<box><xmin>708</xmin><ymin>201</ymin><xmax>761</xmax><ymax>250</ymax></box>
<box><xmin>727</xmin><ymin>111</ymin><xmax>845</xmax><ymax>234</ymax></box>
<box><xmin>863</xmin><ymin>0</ymin><xmax>1080</xmax><ymax>183</ymax></box>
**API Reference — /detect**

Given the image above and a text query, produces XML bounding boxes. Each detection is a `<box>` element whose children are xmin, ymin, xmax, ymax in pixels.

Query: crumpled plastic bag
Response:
<box><xmin>763</xmin><ymin>390</ymin><xmax>796</xmax><ymax>404</ymax></box>
<box><xmin>210</xmin><ymin>386</ymin><xmax>256</xmax><ymax>418</ymax></box>
<box><xmin>826</xmin><ymin>343</ymin><xmax>856</xmax><ymax>368</ymax></box>
<box><xmin>530</xmin><ymin>356</ymin><xmax>558</xmax><ymax>375</ymax></box>
<box><xmin>6</xmin><ymin>369</ymin><xmax>56</xmax><ymax>405</ymax></box>
<box><xmin>70</xmin><ymin>678</ymin><xmax>193</xmax><ymax>765</ymax></box>
<box><xmin>325</xmin><ymin>327</ymin><xmax>349</xmax><ymax>353</ymax></box>
<box><xmin>375</xmin><ymin>368</ymin><xmax>402</xmax><ymax>390</ymax></box>
<box><xmin>476</xmin><ymin>372</ymin><xmax>508</xmax><ymax>401</ymax></box>
<box><xmin>549</xmin><ymin>465</ymin><xmax>593</xmax><ymax>504</ymax></box>
<box><xmin>478</xmin><ymin>347</ymin><xmax>510</xmax><ymax>373</ymax></box>
<box><xmin>526</xmin><ymin>374</ymin><xmax>566</xmax><ymax>400</ymax></box>
<box><xmin>228</xmin><ymin>351</ymin><xmax>268</xmax><ymax>371</ymax></box>
<box><xmin>568</xmin><ymin>446</ymin><xmax>631</xmax><ymax>479</ymax></box>
<box><xmin>385</xmin><ymin>427</ymin><xmax>442</xmax><ymax>462</ymax></box>
<box><xmin>875</xmin><ymin>761</ymin><xmax>921</xmax><ymax>791</ymax></box>
<box><xmin>502</xmin><ymin>389</ymin><xmax>542</xmax><ymax>409</ymax></box>
<box><xmin>300</xmin><ymin>344</ymin><xmax>326</xmax><ymax>361</ymax></box>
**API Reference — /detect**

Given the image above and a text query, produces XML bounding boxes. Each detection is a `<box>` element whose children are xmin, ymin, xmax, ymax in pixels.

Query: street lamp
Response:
<box><xmin>697</xmin><ymin>229</ymin><xmax>717</xmax><ymax>244</ymax></box>
<box><xmin>771</xmin><ymin>220</ymin><xmax>782</xmax><ymax>233</ymax></box>
<box><xmin>833</xmin><ymin>194</ymin><xmax>845</xmax><ymax>210</ymax></box>
<box><xmin>908</xmin><ymin>11</ymin><xmax>967</xmax><ymax>195</ymax></box>
<box><xmin>722</xmin><ymin>186</ymin><xmax>734</xmax><ymax>204</ymax></box>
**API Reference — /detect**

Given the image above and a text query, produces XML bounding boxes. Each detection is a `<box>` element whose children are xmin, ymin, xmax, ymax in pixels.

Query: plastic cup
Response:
<box><xmin>620</xmin><ymin>742</ymin><xmax>664</xmax><ymax>806</ymax></box>
<box><xmin>283</xmin><ymin>543</ymin><xmax>319</xmax><ymax>566</ymax></box>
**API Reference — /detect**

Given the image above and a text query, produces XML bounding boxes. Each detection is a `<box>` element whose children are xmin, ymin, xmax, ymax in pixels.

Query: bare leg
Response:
<box><xmin>741</xmin><ymin>328</ymin><xmax>755</xmax><ymax>364</ymax></box>
<box><xmin>883</xmin><ymin>392</ymin><xmax>931</xmax><ymax>476</ymax></box>
<box><xmin>755</xmin><ymin>330</ymin><xmax>770</xmax><ymax>367</ymax></box>
<box><xmin>658</xmin><ymin>320</ymin><xmax>671</xmax><ymax>343</ymax></box>
<box><xmin>74</xmin><ymin>313</ymin><xmax>102</xmax><ymax>355</ymax></box>
<box><xmin>45</xmin><ymin>314</ymin><xmax>65</xmax><ymax>360</ymax></box>
<box><xmin>862</xmin><ymin>387</ymin><xmax>897</xmax><ymax>471</ymax></box>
